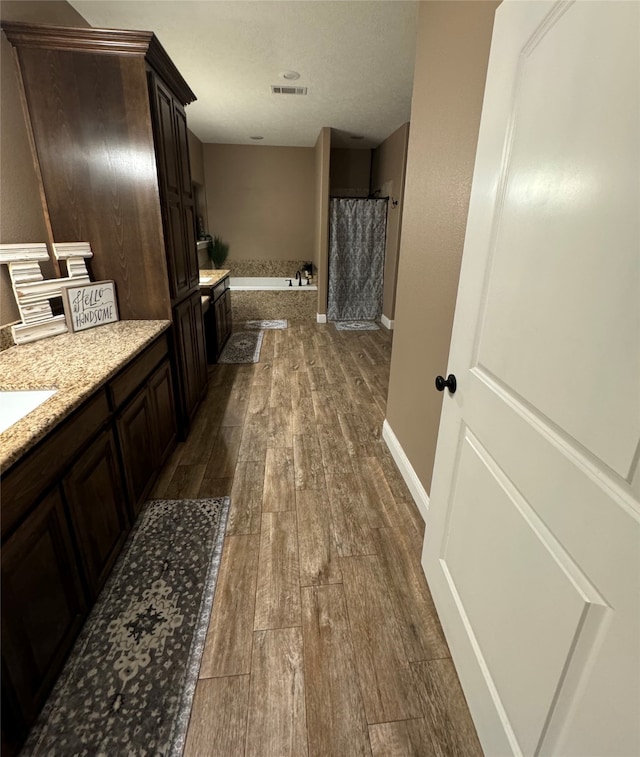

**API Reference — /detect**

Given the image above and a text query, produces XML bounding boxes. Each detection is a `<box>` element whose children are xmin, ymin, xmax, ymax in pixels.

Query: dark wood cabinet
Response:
<box><xmin>151</xmin><ymin>73</ymin><xmax>192</xmax><ymax>302</ymax></box>
<box><xmin>116</xmin><ymin>386</ymin><xmax>157</xmax><ymax>517</ymax></box>
<box><xmin>149</xmin><ymin>358</ymin><xmax>178</xmax><ymax>467</ymax></box>
<box><xmin>214</xmin><ymin>288</ymin><xmax>232</xmax><ymax>352</ymax></box>
<box><xmin>203</xmin><ymin>276</ymin><xmax>232</xmax><ymax>362</ymax></box>
<box><xmin>2</xmin><ymin>22</ymin><xmax>208</xmax><ymax>437</ymax></box>
<box><xmin>63</xmin><ymin>430</ymin><xmax>129</xmax><ymax>599</ymax></box>
<box><xmin>175</xmin><ymin>291</ymin><xmax>208</xmax><ymax>420</ymax></box>
<box><xmin>1</xmin><ymin>488</ymin><xmax>86</xmax><ymax>727</ymax></box>
<box><xmin>117</xmin><ymin>357</ymin><xmax>177</xmax><ymax>516</ymax></box>
<box><xmin>1</xmin><ymin>334</ymin><xmax>177</xmax><ymax>749</ymax></box>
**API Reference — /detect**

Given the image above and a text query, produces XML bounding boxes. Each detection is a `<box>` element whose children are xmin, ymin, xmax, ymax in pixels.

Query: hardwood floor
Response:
<box><xmin>153</xmin><ymin>322</ymin><xmax>483</xmax><ymax>757</ymax></box>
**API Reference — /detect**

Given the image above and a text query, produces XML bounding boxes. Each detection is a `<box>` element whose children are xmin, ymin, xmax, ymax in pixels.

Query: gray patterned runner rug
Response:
<box><xmin>217</xmin><ymin>330</ymin><xmax>264</xmax><ymax>363</ymax></box>
<box><xmin>23</xmin><ymin>497</ymin><xmax>230</xmax><ymax>756</ymax></box>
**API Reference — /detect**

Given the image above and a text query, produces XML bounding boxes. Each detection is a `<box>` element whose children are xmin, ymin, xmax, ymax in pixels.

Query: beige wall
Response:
<box><xmin>187</xmin><ymin>128</ymin><xmax>208</xmax><ymax>244</ymax></box>
<box><xmin>329</xmin><ymin>148</ymin><xmax>371</xmax><ymax>197</ymax></box>
<box><xmin>371</xmin><ymin>122</ymin><xmax>410</xmax><ymax>321</ymax></box>
<box><xmin>203</xmin><ymin>143</ymin><xmax>315</xmax><ymax>263</ymax></box>
<box><xmin>187</xmin><ymin>129</ymin><xmax>205</xmax><ymax>186</ymax></box>
<box><xmin>314</xmin><ymin>127</ymin><xmax>331</xmax><ymax>317</ymax></box>
<box><xmin>386</xmin><ymin>1</ymin><xmax>498</xmax><ymax>495</ymax></box>
<box><xmin>0</xmin><ymin>1</ymin><xmax>89</xmax><ymax>326</ymax></box>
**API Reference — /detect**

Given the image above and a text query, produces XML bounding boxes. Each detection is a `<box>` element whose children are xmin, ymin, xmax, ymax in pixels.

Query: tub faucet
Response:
<box><xmin>295</xmin><ymin>270</ymin><xmax>302</xmax><ymax>286</ymax></box>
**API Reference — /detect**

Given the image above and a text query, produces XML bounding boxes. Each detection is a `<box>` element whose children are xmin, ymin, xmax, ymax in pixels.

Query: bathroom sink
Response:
<box><xmin>0</xmin><ymin>389</ymin><xmax>57</xmax><ymax>434</ymax></box>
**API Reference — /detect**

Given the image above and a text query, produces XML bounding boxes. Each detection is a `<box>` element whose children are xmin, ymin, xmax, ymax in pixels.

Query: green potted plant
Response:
<box><xmin>207</xmin><ymin>235</ymin><xmax>230</xmax><ymax>268</ymax></box>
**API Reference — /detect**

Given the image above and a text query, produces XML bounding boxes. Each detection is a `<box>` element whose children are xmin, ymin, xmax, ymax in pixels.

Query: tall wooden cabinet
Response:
<box><xmin>2</xmin><ymin>22</ymin><xmax>207</xmax><ymax>433</ymax></box>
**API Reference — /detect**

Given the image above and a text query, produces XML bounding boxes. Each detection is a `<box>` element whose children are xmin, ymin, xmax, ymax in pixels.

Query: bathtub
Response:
<box><xmin>228</xmin><ymin>277</ymin><xmax>318</xmax><ymax>321</ymax></box>
<box><xmin>229</xmin><ymin>276</ymin><xmax>317</xmax><ymax>291</ymax></box>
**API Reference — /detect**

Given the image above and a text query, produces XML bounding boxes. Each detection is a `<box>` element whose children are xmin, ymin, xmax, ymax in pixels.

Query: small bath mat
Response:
<box><xmin>218</xmin><ymin>330</ymin><xmax>264</xmax><ymax>363</ymax></box>
<box><xmin>334</xmin><ymin>321</ymin><xmax>380</xmax><ymax>331</ymax></box>
<box><xmin>243</xmin><ymin>319</ymin><xmax>288</xmax><ymax>330</ymax></box>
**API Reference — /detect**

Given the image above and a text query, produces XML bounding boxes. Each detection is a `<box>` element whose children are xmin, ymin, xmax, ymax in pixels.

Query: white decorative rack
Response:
<box><xmin>0</xmin><ymin>242</ymin><xmax>93</xmax><ymax>345</ymax></box>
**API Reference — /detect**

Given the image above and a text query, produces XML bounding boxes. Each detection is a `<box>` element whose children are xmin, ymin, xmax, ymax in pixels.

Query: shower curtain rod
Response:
<box><xmin>329</xmin><ymin>195</ymin><xmax>389</xmax><ymax>200</ymax></box>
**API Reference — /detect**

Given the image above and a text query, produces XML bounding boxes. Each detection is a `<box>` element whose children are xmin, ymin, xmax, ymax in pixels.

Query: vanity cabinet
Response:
<box><xmin>0</xmin><ymin>333</ymin><xmax>176</xmax><ymax>752</ymax></box>
<box><xmin>2</xmin><ymin>22</ymin><xmax>207</xmax><ymax>435</ymax></box>
<box><xmin>203</xmin><ymin>276</ymin><xmax>232</xmax><ymax>362</ymax></box>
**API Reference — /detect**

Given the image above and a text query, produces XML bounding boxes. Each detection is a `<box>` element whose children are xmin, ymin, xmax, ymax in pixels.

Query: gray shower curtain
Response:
<box><xmin>327</xmin><ymin>198</ymin><xmax>388</xmax><ymax>321</ymax></box>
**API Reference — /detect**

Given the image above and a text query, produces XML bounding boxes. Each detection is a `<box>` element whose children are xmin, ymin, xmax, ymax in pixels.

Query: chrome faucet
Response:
<box><xmin>295</xmin><ymin>270</ymin><xmax>302</xmax><ymax>286</ymax></box>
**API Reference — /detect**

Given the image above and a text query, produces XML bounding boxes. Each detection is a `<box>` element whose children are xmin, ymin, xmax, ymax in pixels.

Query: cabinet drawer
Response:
<box><xmin>212</xmin><ymin>277</ymin><xmax>229</xmax><ymax>301</ymax></box>
<box><xmin>108</xmin><ymin>333</ymin><xmax>169</xmax><ymax>409</ymax></box>
<box><xmin>2</xmin><ymin>390</ymin><xmax>109</xmax><ymax>541</ymax></box>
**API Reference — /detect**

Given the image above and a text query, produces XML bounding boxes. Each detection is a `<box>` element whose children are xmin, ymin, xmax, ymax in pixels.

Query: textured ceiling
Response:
<box><xmin>69</xmin><ymin>0</ymin><xmax>418</xmax><ymax>149</ymax></box>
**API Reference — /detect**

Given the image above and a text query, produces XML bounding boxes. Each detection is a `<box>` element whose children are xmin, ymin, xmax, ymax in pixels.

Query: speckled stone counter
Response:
<box><xmin>0</xmin><ymin>320</ymin><xmax>170</xmax><ymax>471</ymax></box>
<box><xmin>199</xmin><ymin>268</ymin><xmax>230</xmax><ymax>286</ymax></box>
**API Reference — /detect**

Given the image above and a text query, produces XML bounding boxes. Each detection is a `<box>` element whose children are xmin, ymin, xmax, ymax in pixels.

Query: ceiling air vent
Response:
<box><xmin>271</xmin><ymin>85</ymin><xmax>308</xmax><ymax>96</ymax></box>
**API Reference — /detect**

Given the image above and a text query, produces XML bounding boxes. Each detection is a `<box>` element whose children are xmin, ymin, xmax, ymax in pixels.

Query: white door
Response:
<box><xmin>424</xmin><ymin>2</ymin><xmax>640</xmax><ymax>756</ymax></box>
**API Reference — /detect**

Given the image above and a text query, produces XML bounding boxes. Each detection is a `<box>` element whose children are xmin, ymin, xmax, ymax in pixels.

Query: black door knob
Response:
<box><xmin>435</xmin><ymin>374</ymin><xmax>457</xmax><ymax>394</ymax></box>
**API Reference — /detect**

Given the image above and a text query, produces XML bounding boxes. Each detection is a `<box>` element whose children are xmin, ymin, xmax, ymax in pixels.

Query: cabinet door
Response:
<box><xmin>151</xmin><ymin>74</ymin><xmax>194</xmax><ymax>301</ymax></box>
<box><xmin>182</xmin><ymin>202</ymin><xmax>198</xmax><ymax>290</ymax></box>
<box><xmin>222</xmin><ymin>289</ymin><xmax>232</xmax><ymax>344</ymax></box>
<box><xmin>152</xmin><ymin>75</ymin><xmax>180</xmax><ymax>197</ymax></box>
<box><xmin>166</xmin><ymin>199</ymin><xmax>189</xmax><ymax>299</ymax></box>
<box><xmin>173</xmin><ymin>292</ymin><xmax>208</xmax><ymax>430</ymax></box>
<box><xmin>63</xmin><ymin>429</ymin><xmax>129</xmax><ymax>598</ymax></box>
<box><xmin>191</xmin><ymin>291</ymin><xmax>208</xmax><ymax>396</ymax></box>
<box><xmin>116</xmin><ymin>388</ymin><xmax>157</xmax><ymax>518</ymax></box>
<box><xmin>174</xmin><ymin>104</ymin><xmax>199</xmax><ymax>290</ymax></box>
<box><xmin>214</xmin><ymin>294</ymin><xmax>227</xmax><ymax>354</ymax></box>
<box><xmin>1</xmin><ymin>488</ymin><xmax>86</xmax><ymax>726</ymax></box>
<box><xmin>148</xmin><ymin>359</ymin><xmax>178</xmax><ymax>467</ymax></box>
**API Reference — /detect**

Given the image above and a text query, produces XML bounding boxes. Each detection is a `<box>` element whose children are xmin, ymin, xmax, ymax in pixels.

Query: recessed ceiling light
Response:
<box><xmin>281</xmin><ymin>70</ymin><xmax>300</xmax><ymax>81</ymax></box>
<box><xmin>250</xmin><ymin>136</ymin><xmax>264</xmax><ymax>140</ymax></box>
<box><xmin>350</xmin><ymin>135</ymin><xmax>364</xmax><ymax>140</ymax></box>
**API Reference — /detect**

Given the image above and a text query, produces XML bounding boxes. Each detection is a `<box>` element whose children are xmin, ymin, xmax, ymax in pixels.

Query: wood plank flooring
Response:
<box><xmin>152</xmin><ymin>322</ymin><xmax>483</xmax><ymax>757</ymax></box>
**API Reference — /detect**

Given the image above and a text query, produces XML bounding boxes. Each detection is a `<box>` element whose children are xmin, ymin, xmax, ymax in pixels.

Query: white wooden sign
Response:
<box><xmin>0</xmin><ymin>242</ymin><xmax>93</xmax><ymax>345</ymax></box>
<box><xmin>63</xmin><ymin>281</ymin><xmax>119</xmax><ymax>332</ymax></box>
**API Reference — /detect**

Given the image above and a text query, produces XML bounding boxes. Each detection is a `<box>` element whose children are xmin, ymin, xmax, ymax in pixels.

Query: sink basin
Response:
<box><xmin>0</xmin><ymin>390</ymin><xmax>57</xmax><ymax>434</ymax></box>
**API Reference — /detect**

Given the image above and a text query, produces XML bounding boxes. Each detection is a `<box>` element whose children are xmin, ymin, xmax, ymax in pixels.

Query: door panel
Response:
<box><xmin>425</xmin><ymin>2</ymin><xmax>640</xmax><ymax>756</ymax></box>
<box><xmin>441</xmin><ymin>430</ymin><xmax>606</xmax><ymax>757</ymax></box>
<box><xmin>475</xmin><ymin>1</ymin><xmax>639</xmax><ymax>476</ymax></box>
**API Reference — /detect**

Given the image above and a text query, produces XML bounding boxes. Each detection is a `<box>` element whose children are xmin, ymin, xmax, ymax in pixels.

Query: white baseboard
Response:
<box><xmin>381</xmin><ymin>314</ymin><xmax>394</xmax><ymax>330</ymax></box>
<box><xmin>316</xmin><ymin>313</ymin><xmax>327</xmax><ymax>324</ymax></box>
<box><xmin>382</xmin><ymin>419</ymin><xmax>429</xmax><ymax>523</ymax></box>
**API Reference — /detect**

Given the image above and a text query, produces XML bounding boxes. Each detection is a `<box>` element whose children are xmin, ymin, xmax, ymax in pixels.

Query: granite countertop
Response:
<box><xmin>0</xmin><ymin>320</ymin><xmax>171</xmax><ymax>471</ymax></box>
<box><xmin>199</xmin><ymin>268</ymin><xmax>230</xmax><ymax>286</ymax></box>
